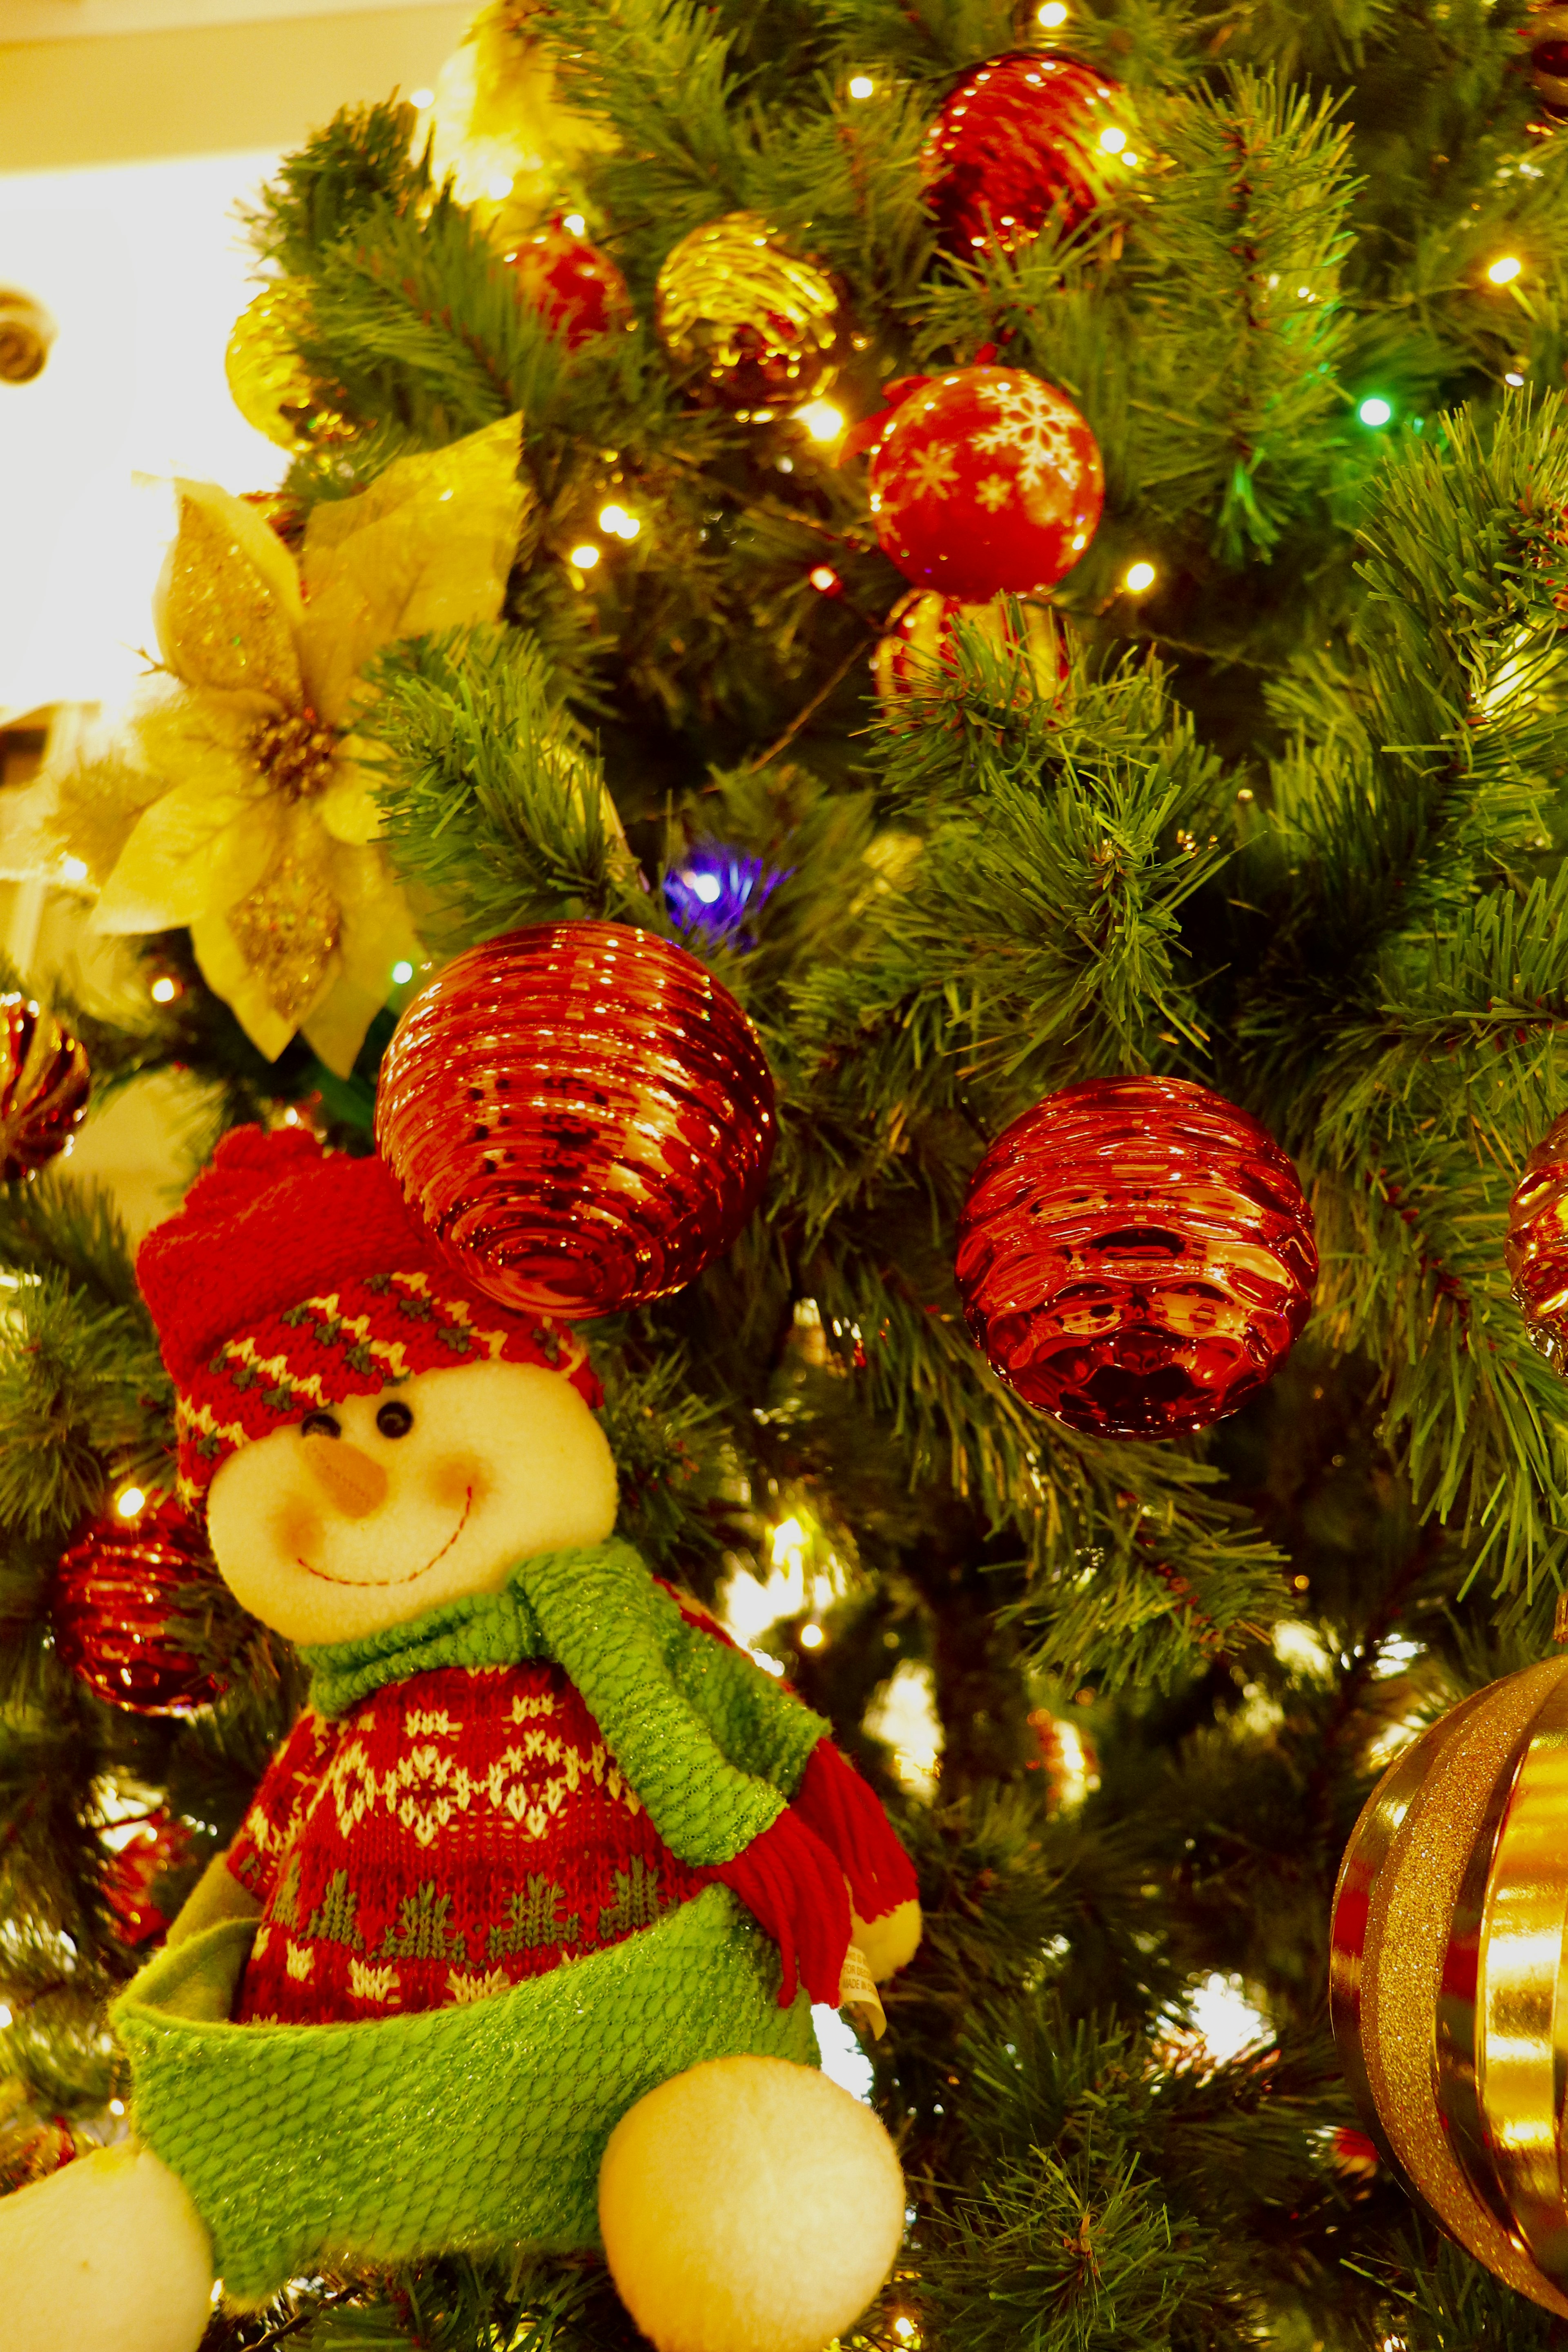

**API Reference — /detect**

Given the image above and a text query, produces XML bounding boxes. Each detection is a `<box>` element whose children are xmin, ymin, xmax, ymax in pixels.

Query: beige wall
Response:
<box><xmin>0</xmin><ymin>3</ymin><xmax>471</xmax><ymax>172</ymax></box>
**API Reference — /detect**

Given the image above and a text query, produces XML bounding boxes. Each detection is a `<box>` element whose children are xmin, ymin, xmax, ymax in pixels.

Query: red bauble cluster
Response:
<box><xmin>102</xmin><ymin>1806</ymin><xmax>192</xmax><ymax>1947</ymax></box>
<box><xmin>0</xmin><ymin>994</ymin><xmax>89</xmax><ymax>1181</ymax></box>
<box><xmin>955</xmin><ymin>1075</ymin><xmax>1316</xmax><ymax>1439</ymax></box>
<box><xmin>873</xmin><ymin>587</ymin><xmax>1069</xmax><ymax>722</ymax></box>
<box><xmin>921</xmin><ymin>51</ymin><xmax>1140</xmax><ymax>257</ymax></box>
<box><xmin>376</xmin><ymin>920</ymin><xmax>777</xmax><ymax>1319</ymax></box>
<box><xmin>52</xmin><ymin>1501</ymin><xmax>229</xmax><ymax>1715</ymax></box>
<box><xmin>501</xmin><ymin>217</ymin><xmax>632</xmax><ymax>348</ymax></box>
<box><xmin>867</xmin><ymin>367</ymin><xmax>1103</xmax><ymax>601</ymax></box>
<box><xmin>1506</xmin><ymin>1107</ymin><xmax>1568</xmax><ymax>1367</ymax></box>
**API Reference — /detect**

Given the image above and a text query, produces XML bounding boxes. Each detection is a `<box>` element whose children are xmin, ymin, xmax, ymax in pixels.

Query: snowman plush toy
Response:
<box><xmin>2</xmin><ymin>1126</ymin><xmax>920</xmax><ymax>2352</ymax></box>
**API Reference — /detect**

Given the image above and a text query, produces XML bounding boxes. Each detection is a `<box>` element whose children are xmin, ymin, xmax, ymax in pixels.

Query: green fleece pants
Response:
<box><xmin>113</xmin><ymin>1885</ymin><xmax>816</xmax><ymax>2306</ymax></box>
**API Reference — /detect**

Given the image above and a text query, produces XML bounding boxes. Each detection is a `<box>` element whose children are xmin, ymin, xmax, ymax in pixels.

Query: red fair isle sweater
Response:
<box><xmin>227</xmin><ymin>1659</ymin><xmax>713</xmax><ymax>2023</ymax></box>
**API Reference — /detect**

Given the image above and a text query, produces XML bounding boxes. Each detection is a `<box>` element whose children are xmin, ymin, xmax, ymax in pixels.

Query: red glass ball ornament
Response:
<box><xmin>501</xmin><ymin>216</ymin><xmax>632</xmax><ymax>348</ymax></box>
<box><xmin>1529</xmin><ymin>6</ymin><xmax>1568</xmax><ymax>114</ymax></box>
<box><xmin>102</xmin><ymin>1806</ymin><xmax>192</xmax><ymax>1947</ymax></box>
<box><xmin>375</xmin><ymin>920</ymin><xmax>777</xmax><ymax>1318</ymax></box>
<box><xmin>955</xmin><ymin>1075</ymin><xmax>1317</xmax><ymax>1438</ymax></box>
<box><xmin>0</xmin><ymin>994</ymin><xmax>89</xmax><ymax>1180</ymax></box>
<box><xmin>867</xmin><ymin>367</ymin><xmax>1103</xmax><ymax>600</ymax></box>
<box><xmin>921</xmin><ymin>51</ymin><xmax>1141</xmax><ymax>257</ymax></box>
<box><xmin>52</xmin><ymin>1502</ymin><xmax>228</xmax><ymax>1715</ymax></box>
<box><xmin>873</xmin><ymin>587</ymin><xmax>1069</xmax><ymax>723</ymax></box>
<box><xmin>1506</xmin><ymin>1108</ymin><xmax>1568</xmax><ymax>1367</ymax></box>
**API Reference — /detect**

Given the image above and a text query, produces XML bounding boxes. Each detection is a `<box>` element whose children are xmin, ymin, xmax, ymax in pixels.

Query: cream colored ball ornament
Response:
<box><xmin>0</xmin><ymin>2142</ymin><xmax>214</xmax><ymax>2352</ymax></box>
<box><xmin>206</xmin><ymin>1354</ymin><xmax>619</xmax><ymax>1646</ymax></box>
<box><xmin>599</xmin><ymin>2054</ymin><xmax>907</xmax><ymax>2352</ymax></box>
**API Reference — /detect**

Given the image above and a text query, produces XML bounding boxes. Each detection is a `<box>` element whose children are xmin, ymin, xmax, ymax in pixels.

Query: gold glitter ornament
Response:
<box><xmin>225</xmin><ymin>283</ymin><xmax>351</xmax><ymax>452</ymax></box>
<box><xmin>1329</xmin><ymin>1652</ymin><xmax>1568</xmax><ymax>2316</ymax></box>
<box><xmin>655</xmin><ymin>213</ymin><xmax>844</xmax><ymax>413</ymax></box>
<box><xmin>430</xmin><ymin>0</ymin><xmax>617</xmax><ymax>238</ymax></box>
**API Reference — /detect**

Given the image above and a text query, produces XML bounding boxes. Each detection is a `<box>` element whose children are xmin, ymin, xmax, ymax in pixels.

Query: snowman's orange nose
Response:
<box><xmin>301</xmin><ymin>1433</ymin><xmax>388</xmax><ymax>1518</ymax></box>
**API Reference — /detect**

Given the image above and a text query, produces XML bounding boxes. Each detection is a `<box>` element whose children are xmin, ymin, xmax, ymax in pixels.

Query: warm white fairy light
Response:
<box><xmin>865</xmin><ymin>1660</ymin><xmax>942</xmax><ymax>1798</ymax></box>
<box><xmin>1487</xmin><ymin>254</ymin><xmax>1523</xmax><ymax>285</ymax></box>
<box><xmin>1098</xmin><ymin>125</ymin><xmax>1127</xmax><ymax>154</ymax></box>
<box><xmin>796</xmin><ymin>399</ymin><xmax>846</xmax><ymax>442</ymax></box>
<box><xmin>799</xmin><ymin>1622</ymin><xmax>825</xmax><ymax>1650</ymax></box>
<box><xmin>1124</xmin><ymin>560</ymin><xmax>1157</xmax><ymax>593</ymax></box>
<box><xmin>150</xmin><ymin>976</ymin><xmax>178</xmax><ymax>1003</ymax></box>
<box><xmin>391</xmin><ymin>960</ymin><xmax>414</xmax><ymax>984</ymax></box>
<box><xmin>60</xmin><ymin>856</ymin><xmax>89</xmax><ymax>884</ymax></box>
<box><xmin>849</xmin><ymin>74</ymin><xmax>875</xmax><ymax>98</ymax></box>
<box><xmin>1038</xmin><ymin>0</ymin><xmax>1069</xmax><ymax>21</ymax></box>
<box><xmin>569</xmin><ymin>543</ymin><xmax>600</xmax><ymax>569</ymax></box>
<box><xmin>563</xmin><ymin>212</ymin><xmax>587</xmax><ymax>235</ymax></box>
<box><xmin>486</xmin><ymin>173</ymin><xmax>515</xmax><ymax>201</ymax></box>
<box><xmin>410</xmin><ymin>87</ymin><xmax>435</xmax><ymax>109</ymax></box>
<box><xmin>598</xmin><ymin>504</ymin><xmax>641</xmax><ymax>539</ymax></box>
<box><xmin>116</xmin><ymin>1488</ymin><xmax>146</xmax><ymax>1519</ymax></box>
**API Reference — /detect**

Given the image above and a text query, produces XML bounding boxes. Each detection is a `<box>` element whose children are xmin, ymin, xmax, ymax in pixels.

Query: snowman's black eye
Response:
<box><xmin>301</xmin><ymin>1411</ymin><xmax>341</xmax><ymax>1440</ymax></box>
<box><xmin>376</xmin><ymin>1400</ymin><xmax>414</xmax><ymax>1439</ymax></box>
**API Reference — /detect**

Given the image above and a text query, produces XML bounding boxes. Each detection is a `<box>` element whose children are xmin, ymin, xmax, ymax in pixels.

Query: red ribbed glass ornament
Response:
<box><xmin>52</xmin><ymin>1502</ymin><xmax>227</xmax><ymax>1715</ymax></box>
<box><xmin>0</xmin><ymin>993</ymin><xmax>89</xmax><ymax>1180</ymax></box>
<box><xmin>375</xmin><ymin>921</ymin><xmax>777</xmax><ymax>1317</ymax></box>
<box><xmin>956</xmin><ymin>1075</ymin><xmax>1317</xmax><ymax>1437</ymax></box>
<box><xmin>921</xmin><ymin>51</ymin><xmax>1141</xmax><ymax>257</ymax></box>
<box><xmin>501</xmin><ymin>217</ymin><xmax>632</xmax><ymax>348</ymax></box>
<box><xmin>1506</xmin><ymin>1109</ymin><xmax>1568</xmax><ymax>1367</ymax></box>
<box><xmin>867</xmin><ymin>368</ymin><xmax>1103</xmax><ymax>600</ymax></box>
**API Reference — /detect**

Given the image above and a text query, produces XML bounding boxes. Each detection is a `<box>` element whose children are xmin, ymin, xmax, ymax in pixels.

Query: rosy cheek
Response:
<box><xmin>429</xmin><ymin>1454</ymin><xmax>488</xmax><ymax>1514</ymax></box>
<box><xmin>276</xmin><ymin>1494</ymin><xmax>323</xmax><ymax>1560</ymax></box>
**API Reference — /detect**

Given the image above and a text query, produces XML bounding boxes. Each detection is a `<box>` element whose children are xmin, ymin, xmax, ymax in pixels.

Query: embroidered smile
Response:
<box><xmin>298</xmin><ymin>1488</ymin><xmax>474</xmax><ymax>1586</ymax></box>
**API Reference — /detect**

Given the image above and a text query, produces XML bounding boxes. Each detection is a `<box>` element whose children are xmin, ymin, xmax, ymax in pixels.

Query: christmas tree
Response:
<box><xmin>6</xmin><ymin>0</ymin><xmax>1568</xmax><ymax>2345</ymax></box>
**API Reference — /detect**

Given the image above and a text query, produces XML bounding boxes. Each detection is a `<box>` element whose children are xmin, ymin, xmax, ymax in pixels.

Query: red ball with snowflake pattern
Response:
<box><xmin>501</xmin><ymin>217</ymin><xmax>632</xmax><ymax>348</ymax></box>
<box><xmin>867</xmin><ymin>367</ymin><xmax>1103</xmax><ymax>601</ymax></box>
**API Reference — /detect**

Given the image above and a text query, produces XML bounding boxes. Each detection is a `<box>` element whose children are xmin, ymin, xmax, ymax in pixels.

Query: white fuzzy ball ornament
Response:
<box><xmin>599</xmin><ymin>2054</ymin><xmax>906</xmax><ymax>2352</ymax></box>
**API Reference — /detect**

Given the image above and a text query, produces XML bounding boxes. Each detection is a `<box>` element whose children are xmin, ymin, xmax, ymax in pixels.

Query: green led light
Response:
<box><xmin>1358</xmin><ymin>396</ymin><xmax>1394</xmax><ymax>428</ymax></box>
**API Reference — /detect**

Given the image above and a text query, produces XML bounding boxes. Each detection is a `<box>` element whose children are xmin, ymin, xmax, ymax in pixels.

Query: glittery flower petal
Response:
<box><xmin>296</xmin><ymin>413</ymin><xmax>528</xmax><ymax>728</ymax></box>
<box><xmin>316</xmin><ymin>752</ymin><xmax>384</xmax><ymax>846</ymax></box>
<box><xmin>188</xmin><ymin>906</ymin><xmax>303</xmax><ymax>1065</ymax></box>
<box><xmin>92</xmin><ymin>776</ymin><xmax>281</xmax><ymax>934</ymax></box>
<box><xmin>155</xmin><ymin>480</ymin><xmax>305</xmax><ymax>706</ymax></box>
<box><xmin>299</xmin><ymin>841</ymin><xmax>420</xmax><ymax>1078</ymax></box>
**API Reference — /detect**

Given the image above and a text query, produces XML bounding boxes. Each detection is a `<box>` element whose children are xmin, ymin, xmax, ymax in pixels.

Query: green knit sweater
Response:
<box><xmin>113</xmin><ymin>1541</ymin><xmax>827</xmax><ymax>2307</ymax></box>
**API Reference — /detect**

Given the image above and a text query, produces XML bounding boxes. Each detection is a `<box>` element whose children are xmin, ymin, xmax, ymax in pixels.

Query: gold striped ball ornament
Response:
<box><xmin>655</xmin><ymin>212</ymin><xmax>843</xmax><ymax>414</ymax></box>
<box><xmin>873</xmin><ymin>589</ymin><xmax>1069</xmax><ymax>726</ymax></box>
<box><xmin>1505</xmin><ymin>1108</ymin><xmax>1568</xmax><ymax>1370</ymax></box>
<box><xmin>0</xmin><ymin>996</ymin><xmax>89</xmax><ymax>1180</ymax></box>
<box><xmin>1527</xmin><ymin>4</ymin><xmax>1568</xmax><ymax>116</ymax></box>
<box><xmin>1329</xmin><ymin>1650</ymin><xmax>1568</xmax><ymax>2316</ymax></box>
<box><xmin>225</xmin><ymin>283</ymin><xmax>352</xmax><ymax>452</ymax></box>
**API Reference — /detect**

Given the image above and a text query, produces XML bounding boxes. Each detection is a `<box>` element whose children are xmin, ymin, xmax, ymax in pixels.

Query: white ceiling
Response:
<box><xmin>0</xmin><ymin>0</ymin><xmax>438</xmax><ymax>38</ymax></box>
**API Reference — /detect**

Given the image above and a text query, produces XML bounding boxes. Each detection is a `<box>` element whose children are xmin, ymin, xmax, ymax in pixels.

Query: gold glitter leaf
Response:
<box><xmin>156</xmin><ymin>483</ymin><xmax>304</xmax><ymax>705</ymax></box>
<box><xmin>226</xmin><ymin>838</ymin><xmax>342</xmax><ymax>1028</ymax></box>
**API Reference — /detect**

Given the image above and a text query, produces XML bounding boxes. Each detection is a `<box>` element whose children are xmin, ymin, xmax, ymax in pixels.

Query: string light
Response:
<box><xmin>391</xmin><ymin>959</ymin><xmax>414</xmax><ymax>984</ymax></box>
<box><xmin>1487</xmin><ymin>254</ymin><xmax>1523</xmax><ymax>285</ymax></box>
<box><xmin>149</xmin><ymin>976</ymin><xmax>178</xmax><ymax>1003</ymax></box>
<box><xmin>799</xmin><ymin>1622</ymin><xmax>825</xmax><ymax>1650</ymax></box>
<box><xmin>1506</xmin><ymin>370</ymin><xmax>1526</xmax><ymax>386</ymax></box>
<box><xmin>849</xmin><ymin>74</ymin><xmax>875</xmax><ymax>98</ymax></box>
<box><xmin>1098</xmin><ymin>125</ymin><xmax>1127</xmax><ymax>154</ymax></box>
<box><xmin>485</xmin><ymin>173</ymin><xmax>515</xmax><ymax>202</ymax></box>
<box><xmin>116</xmin><ymin>1488</ymin><xmax>147</xmax><ymax>1519</ymax></box>
<box><xmin>569</xmin><ymin>543</ymin><xmax>601</xmax><ymax>569</ymax></box>
<box><xmin>1038</xmin><ymin>0</ymin><xmax>1069</xmax><ymax>21</ymax></box>
<box><xmin>60</xmin><ymin>855</ymin><xmax>88</xmax><ymax>884</ymax></box>
<box><xmin>409</xmin><ymin>87</ymin><xmax>434</xmax><ymax>108</ymax></box>
<box><xmin>562</xmin><ymin>212</ymin><xmax>587</xmax><ymax>235</ymax></box>
<box><xmin>1124</xmin><ymin>560</ymin><xmax>1157</xmax><ymax>593</ymax></box>
<box><xmin>808</xmin><ymin>564</ymin><xmax>843</xmax><ymax>595</ymax></box>
<box><xmin>598</xmin><ymin>504</ymin><xmax>641</xmax><ymax>539</ymax></box>
<box><xmin>795</xmin><ymin>399</ymin><xmax>845</xmax><ymax>442</ymax></box>
<box><xmin>1357</xmin><ymin>395</ymin><xmax>1393</xmax><ymax>428</ymax></box>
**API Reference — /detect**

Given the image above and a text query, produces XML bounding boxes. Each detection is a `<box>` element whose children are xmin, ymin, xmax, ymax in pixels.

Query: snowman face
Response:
<box><xmin>205</xmin><ymin>1357</ymin><xmax>618</xmax><ymax>1646</ymax></box>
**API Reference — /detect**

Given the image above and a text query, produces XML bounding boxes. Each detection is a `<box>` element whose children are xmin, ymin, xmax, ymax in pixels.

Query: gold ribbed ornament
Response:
<box><xmin>655</xmin><ymin>212</ymin><xmax>842</xmax><ymax>414</ymax></box>
<box><xmin>225</xmin><ymin>284</ymin><xmax>351</xmax><ymax>452</ymax></box>
<box><xmin>1528</xmin><ymin>4</ymin><xmax>1568</xmax><ymax>115</ymax></box>
<box><xmin>1329</xmin><ymin>1653</ymin><xmax>1568</xmax><ymax>2316</ymax></box>
<box><xmin>1506</xmin><ymin>1109</ymin><xmax>1568</xmax><ymax>1371</ymax></box>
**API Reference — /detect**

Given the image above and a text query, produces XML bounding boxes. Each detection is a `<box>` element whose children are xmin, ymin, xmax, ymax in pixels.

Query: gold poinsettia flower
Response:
<box><xmin>75</xmin><ymin>413</ymin><xmax>529</xmax><ymax>1077</ymax></box>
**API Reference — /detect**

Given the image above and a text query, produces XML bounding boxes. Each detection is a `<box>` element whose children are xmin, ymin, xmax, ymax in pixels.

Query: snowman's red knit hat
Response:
<box><xmin>137</xmin><ymin>1125</ymin><xmax>600</xmax><ymax>1507</ymax></box>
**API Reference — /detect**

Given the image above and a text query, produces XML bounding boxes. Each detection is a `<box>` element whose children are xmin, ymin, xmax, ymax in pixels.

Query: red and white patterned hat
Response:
<box><xmin>136</xmin><ymin>1125</ymin><xmax>599</xmax><ymax>1508</ymax></box>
